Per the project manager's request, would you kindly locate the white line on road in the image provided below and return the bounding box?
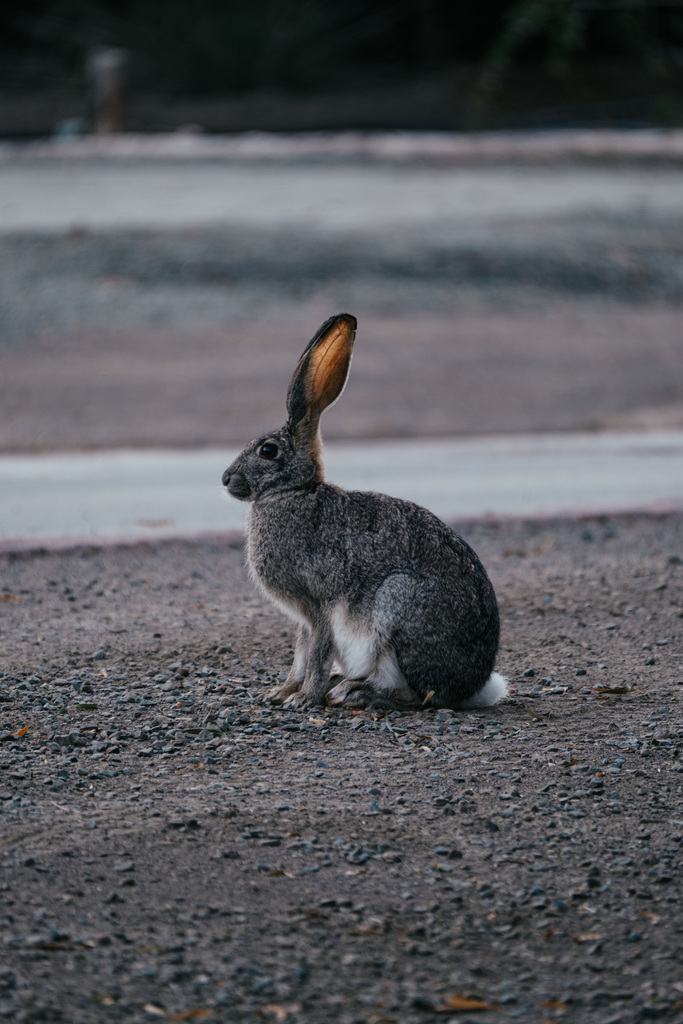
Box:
[1,431,682,549]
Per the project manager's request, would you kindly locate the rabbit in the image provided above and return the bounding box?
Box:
[222,313,507,710]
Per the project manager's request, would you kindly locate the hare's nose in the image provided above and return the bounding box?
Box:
[221,468,231,487]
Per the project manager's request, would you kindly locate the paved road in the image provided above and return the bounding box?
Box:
[1,431,682,548]
[1,155,682,234]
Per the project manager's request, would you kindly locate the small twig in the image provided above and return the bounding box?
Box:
[382,714,399,741]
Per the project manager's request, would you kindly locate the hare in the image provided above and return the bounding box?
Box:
[222,313,507,710]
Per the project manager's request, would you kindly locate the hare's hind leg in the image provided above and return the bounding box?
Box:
[326,681,378,709]
[327,648,413,708]
[326,587,415,708]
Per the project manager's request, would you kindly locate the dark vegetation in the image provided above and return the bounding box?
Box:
[1,0,683,131]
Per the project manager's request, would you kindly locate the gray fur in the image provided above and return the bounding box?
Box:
[222,313,503,710]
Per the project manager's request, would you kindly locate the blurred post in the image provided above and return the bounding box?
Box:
[87,47,127,134]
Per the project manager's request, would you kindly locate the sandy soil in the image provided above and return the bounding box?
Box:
[0,513,681,1023]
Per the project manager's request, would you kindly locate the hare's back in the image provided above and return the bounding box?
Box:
[345,488,484,576]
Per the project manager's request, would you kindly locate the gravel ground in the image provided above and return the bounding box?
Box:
[0,513,681,1024]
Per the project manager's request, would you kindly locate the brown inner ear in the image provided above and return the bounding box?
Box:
[305,318,354,418]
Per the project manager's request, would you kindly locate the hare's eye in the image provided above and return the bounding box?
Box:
[259,442,278,460]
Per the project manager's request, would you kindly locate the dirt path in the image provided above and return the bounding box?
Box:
[0,513,681,1023]
[2,300,683,452]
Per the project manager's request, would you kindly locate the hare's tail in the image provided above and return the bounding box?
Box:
[461,671,509,709]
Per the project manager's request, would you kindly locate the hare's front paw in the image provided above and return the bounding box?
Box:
[282,691,311,710]
[266,681,302,705]
[285,685,329,710]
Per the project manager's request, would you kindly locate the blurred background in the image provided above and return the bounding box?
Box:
[0,0,682,460]
[2,0,683,135]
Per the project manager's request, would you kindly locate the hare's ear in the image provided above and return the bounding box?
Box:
[286,313,356,431]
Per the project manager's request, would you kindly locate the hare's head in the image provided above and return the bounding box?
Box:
[222,313,356,502]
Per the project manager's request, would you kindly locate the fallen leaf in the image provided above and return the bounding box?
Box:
[258,1005,301,1022]
[168,1011,212,1022]
[143,1006,166,1018]
[437,995,500,1012]
[641,910,660,923]
[92,994,117,1005]
[13,725,30,737]
[563,757,578,767]
[574,932,604,943]
[422,689,436,706]
[541,1000,568,1010]
[352,918,385,935]
[0,594,18,602]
